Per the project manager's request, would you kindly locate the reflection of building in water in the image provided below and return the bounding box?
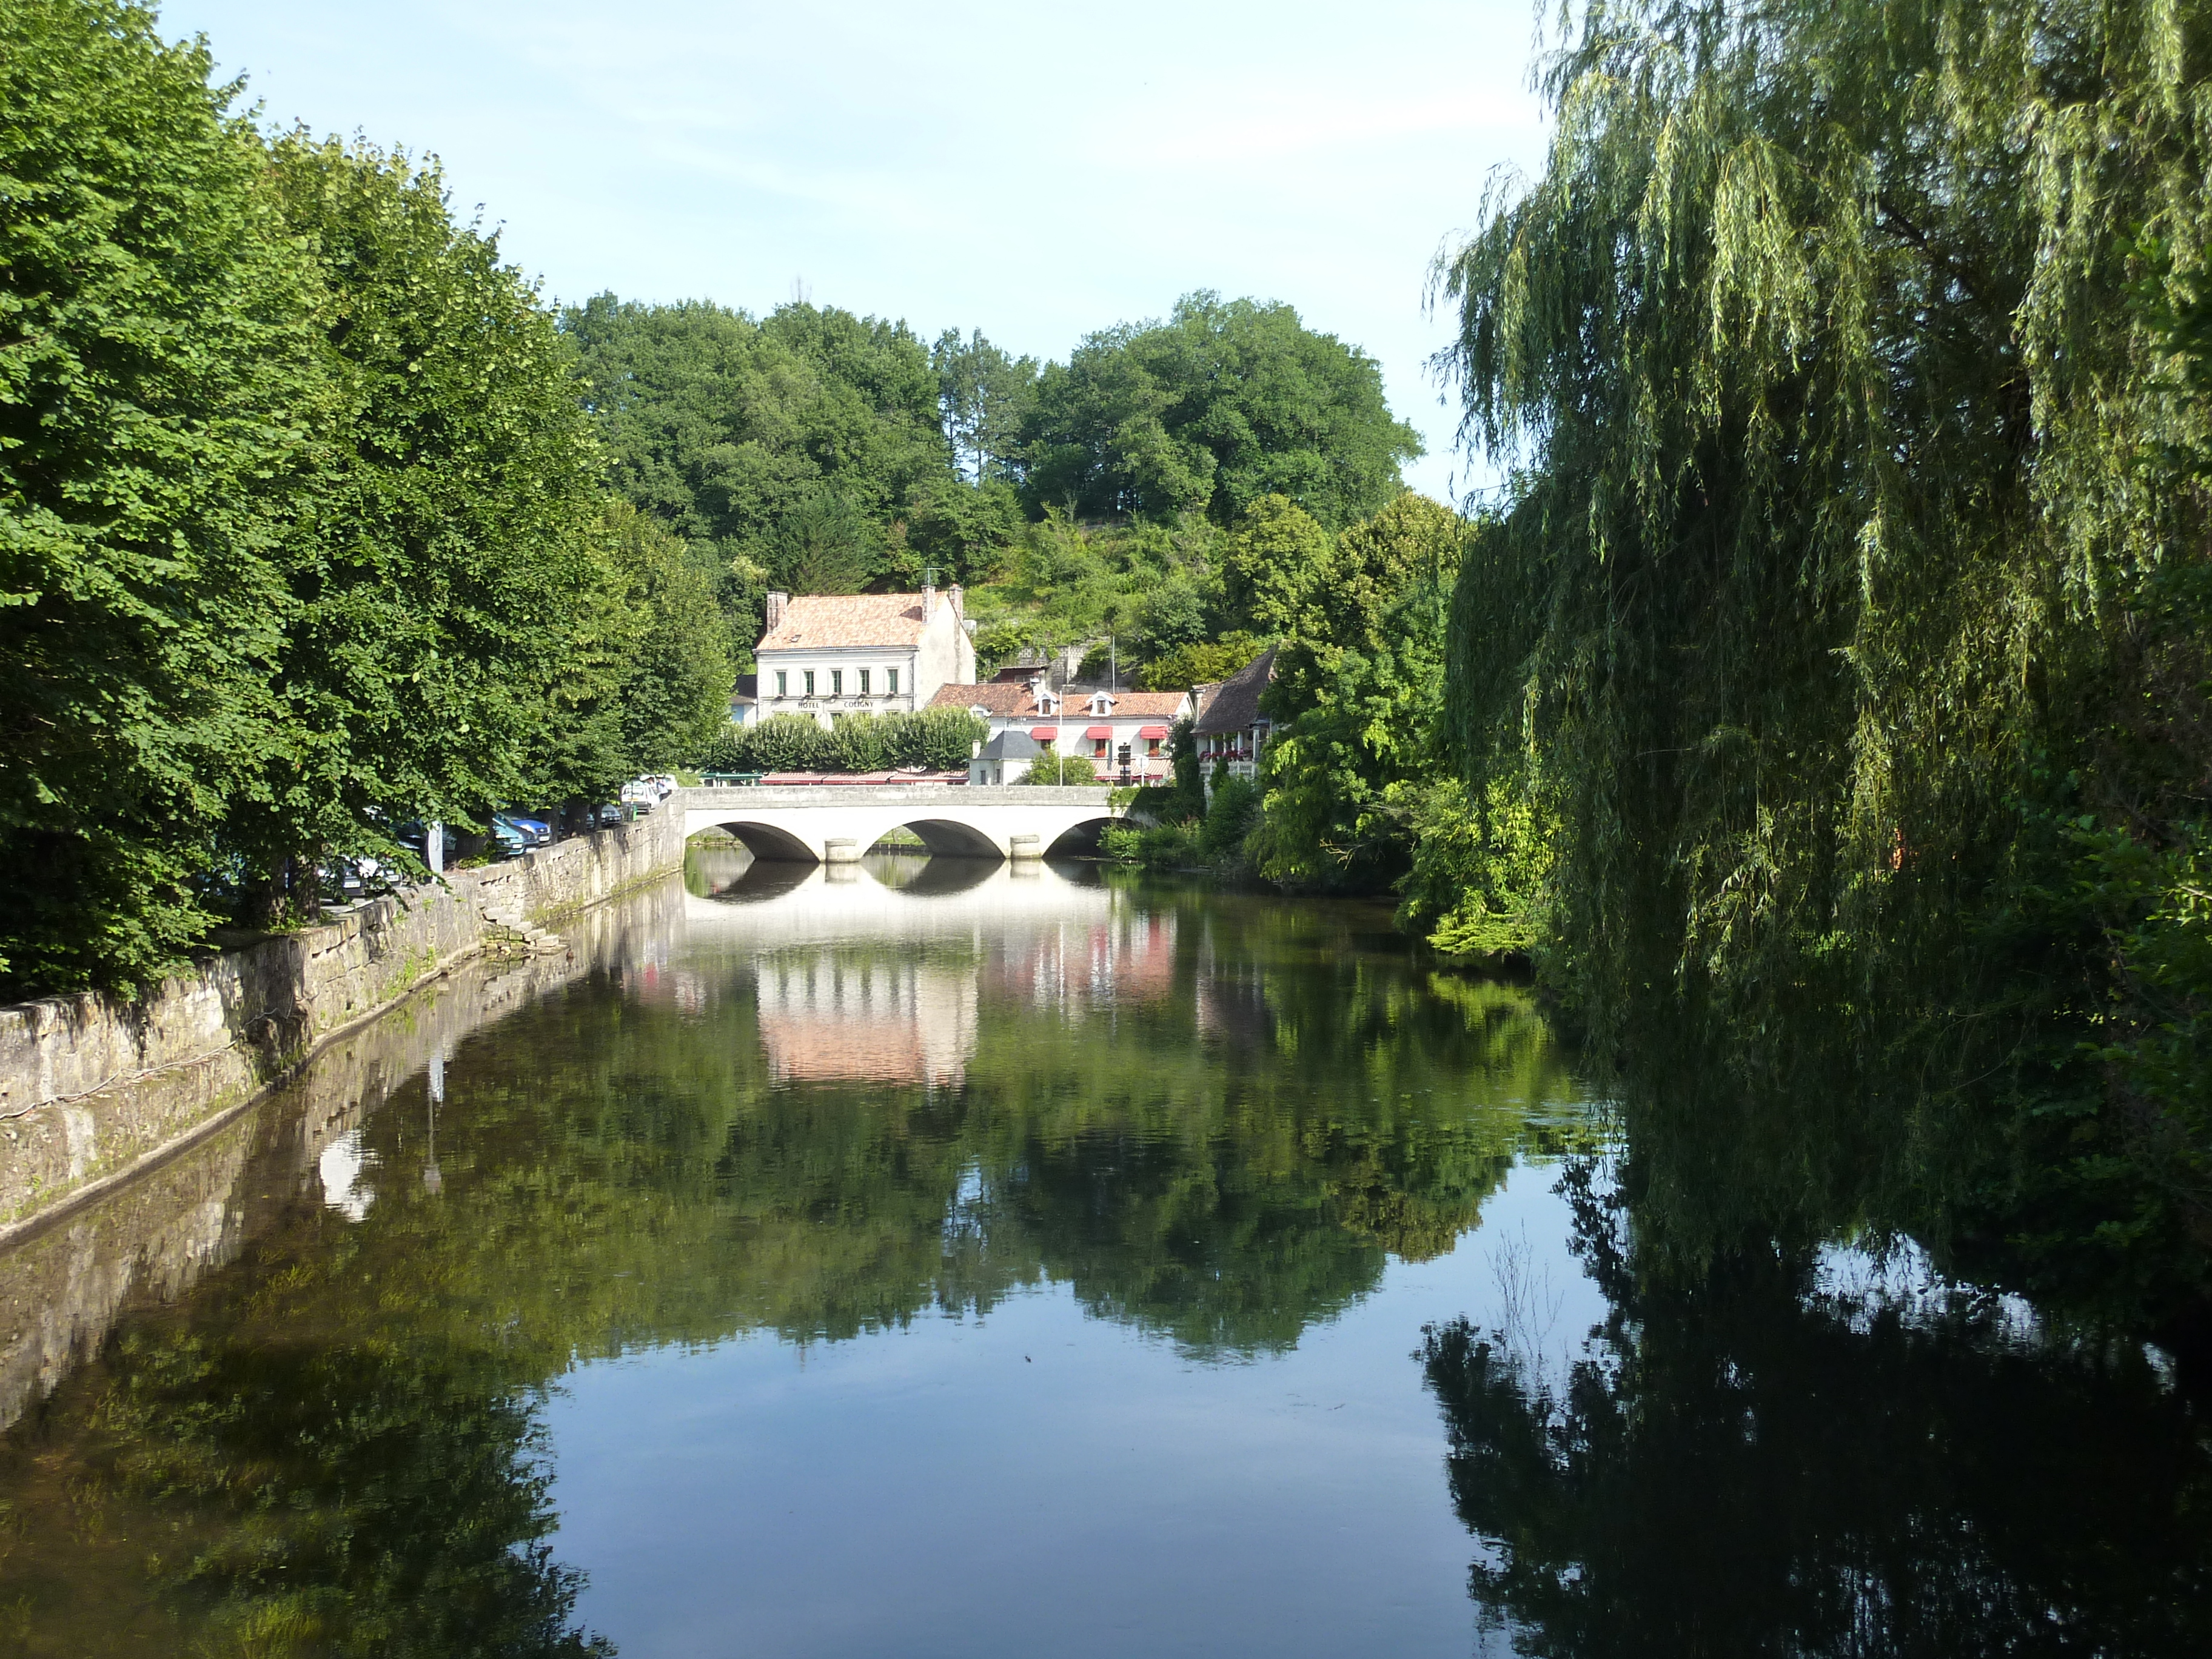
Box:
[981,908,1178,1013]
[755,952,979,1086]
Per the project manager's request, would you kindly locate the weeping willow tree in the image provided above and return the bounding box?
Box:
[1439,0,2212,1315]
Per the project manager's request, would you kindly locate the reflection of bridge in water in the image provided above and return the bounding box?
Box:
[666,854,1185,1087]
[674,784,1124,863]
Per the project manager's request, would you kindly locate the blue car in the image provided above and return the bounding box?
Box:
[494,812,552,848]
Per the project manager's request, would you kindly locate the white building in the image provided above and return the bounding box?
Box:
[753,584,976,728]
[934,671,1191,784]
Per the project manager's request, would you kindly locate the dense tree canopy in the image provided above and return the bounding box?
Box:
[560,296,1021,616]
[1019,293,1422,530]
[0,5,720,994]
[229,134,626,923]
[1437,0,2212,1317]
[0,0,321,991]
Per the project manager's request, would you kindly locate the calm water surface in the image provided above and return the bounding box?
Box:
[0,850,2206,1656]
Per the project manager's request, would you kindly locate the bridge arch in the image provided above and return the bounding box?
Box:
[1042,816,1116,857]
[709,820,818,862]
[896,819,1004,859]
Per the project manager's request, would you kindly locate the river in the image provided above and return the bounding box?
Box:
[0,849,2205,1656]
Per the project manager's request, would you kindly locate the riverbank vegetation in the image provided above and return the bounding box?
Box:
[1429,0,2212,1325]
[0,1,738,997]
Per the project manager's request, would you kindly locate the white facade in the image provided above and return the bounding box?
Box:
[754,586,977,729]
[938,676,1189,783]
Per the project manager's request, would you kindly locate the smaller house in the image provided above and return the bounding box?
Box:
[728,672,760,728]
[933,675,1190,783]
[1193,645,1278,789]
[968,728,1041,786]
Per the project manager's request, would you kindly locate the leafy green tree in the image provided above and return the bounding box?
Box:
[1326,493,1464,657]
[1019,292,1422,529]
[1138,634,1266,692]
[1221,495,1335,638]
[606,501,735,773]
[931,327,1037,483]
[895,706,987,771]
[1395,771,1557,959]
[223,134,620,919]
[745,713,834,772]
[771,486,874,594]
[563,296,1013,593]
[1436,0,2212,1312]
[830,711,891,771]
[1249,572,1452,891]
[0,0,325,994]
[1019,752,1096,785]
[1200,771,1262,859]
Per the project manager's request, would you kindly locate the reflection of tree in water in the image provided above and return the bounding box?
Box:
[0,1258,609,1657]
[0,899,1586,1649]
[1421,1162,2212,1657]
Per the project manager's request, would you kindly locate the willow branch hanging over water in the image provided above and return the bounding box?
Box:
[1436,0,2212,1319]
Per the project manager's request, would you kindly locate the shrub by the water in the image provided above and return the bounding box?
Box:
[1020,754,1096,785]
[693,708,985,775]
[1200,771,1261,860]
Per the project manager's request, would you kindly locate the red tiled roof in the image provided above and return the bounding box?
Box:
[929,681,1042,716]
[1067,689,1188,717]
[759,593,939,651]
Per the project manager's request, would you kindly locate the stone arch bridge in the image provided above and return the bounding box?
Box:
[673,784,1124,863]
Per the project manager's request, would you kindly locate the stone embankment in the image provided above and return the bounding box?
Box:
[0,878,682,1431]
[0,807,687,1241]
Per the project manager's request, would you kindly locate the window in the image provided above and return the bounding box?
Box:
[830,669,842,696]
[886,668,899,696]
[1146,739,1161,756]
[803,670,815,696]
[1093,738,1108,758]
[858,668,871,695]
[776,670,788,697]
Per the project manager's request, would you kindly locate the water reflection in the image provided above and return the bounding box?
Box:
[0,855,1580,1655]
[1423,1160,2212,1657]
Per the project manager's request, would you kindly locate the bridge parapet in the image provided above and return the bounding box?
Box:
[674,784,1114,810]
[672,783,1122,864]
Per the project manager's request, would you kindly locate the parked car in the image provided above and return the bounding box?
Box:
[495,811,552,848]
[619,781,659,811]
[597,802,626,826]
[489,820,528,858]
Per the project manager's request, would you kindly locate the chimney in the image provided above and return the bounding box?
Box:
[948,582,964,616]
[763,591,788,634]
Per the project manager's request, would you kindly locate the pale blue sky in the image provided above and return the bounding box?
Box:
[158,1,1554,504]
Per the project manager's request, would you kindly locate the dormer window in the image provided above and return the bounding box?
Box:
[1091,693,1111,716]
